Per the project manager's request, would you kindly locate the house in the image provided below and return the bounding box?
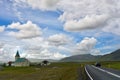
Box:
[41,60,50,66]
[14,51,30,67]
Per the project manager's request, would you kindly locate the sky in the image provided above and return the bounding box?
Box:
[0,0,120,62]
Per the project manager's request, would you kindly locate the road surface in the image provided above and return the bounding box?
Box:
[85,65,120,80]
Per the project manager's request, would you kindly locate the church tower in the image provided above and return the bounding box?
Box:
[15,50,20,61]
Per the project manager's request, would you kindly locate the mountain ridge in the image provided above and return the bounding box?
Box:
[60,49,120,62]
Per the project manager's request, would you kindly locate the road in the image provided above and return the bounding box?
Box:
[85,65,120,80]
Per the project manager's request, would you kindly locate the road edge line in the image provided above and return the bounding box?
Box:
[92,66,120,78]
[85,66,94,80]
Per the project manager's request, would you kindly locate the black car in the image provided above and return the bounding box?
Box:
[95,62,101,67]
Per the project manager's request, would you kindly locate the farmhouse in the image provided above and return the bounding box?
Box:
[14,51,30,67]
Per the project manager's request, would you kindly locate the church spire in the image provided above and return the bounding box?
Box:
[15,50,20,57]
[15,50,20,60]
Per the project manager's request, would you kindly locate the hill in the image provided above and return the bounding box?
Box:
[101,49,120,61]
[61,49,120,62]
[28,58,58,63]
[61,54,101,62]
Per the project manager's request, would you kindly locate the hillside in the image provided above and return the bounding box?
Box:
[100,49,120,61]
[61,54,101,62]
[61,49,120,62]
[28,58,58,63]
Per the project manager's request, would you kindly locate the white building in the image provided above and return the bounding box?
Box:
[14,51,30,67]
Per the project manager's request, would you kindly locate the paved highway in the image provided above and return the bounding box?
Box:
[85,65,120,80]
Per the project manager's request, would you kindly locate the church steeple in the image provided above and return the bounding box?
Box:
[15,50,20,61]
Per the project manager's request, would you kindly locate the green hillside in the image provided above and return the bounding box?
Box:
[101,49,120,61]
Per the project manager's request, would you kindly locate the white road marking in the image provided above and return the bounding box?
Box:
[92,66,120,78]
[85,66,94,80]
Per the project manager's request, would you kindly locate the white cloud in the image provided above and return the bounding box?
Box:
[0,42,4,48]
[0,42,4,58]
[8,21,42,39]
[59,0,120,20]
[90,49,101,55]
[58,0,120,33]
[64,14,110,32]
[0,43,20,62]
[73,37,97,55]
[26,49,67,60]
[0,26,5,32]
[0,35,68,61]
[22,37,50,49]
[15,0,60,11]
[16,37,66,60]
[13,0,120,35]
[48,34,72,46]
[103,19,120,35]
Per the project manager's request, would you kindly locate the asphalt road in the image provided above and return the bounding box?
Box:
[85,65,120,80]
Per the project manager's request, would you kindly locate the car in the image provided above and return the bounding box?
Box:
[95,62,101,67]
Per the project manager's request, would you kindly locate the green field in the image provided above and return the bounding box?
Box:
[0,61,119,80]
[101,61,120,70]
[0,62,87,80]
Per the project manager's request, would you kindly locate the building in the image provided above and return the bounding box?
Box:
[14,51,30,67]
[41,60,50,66]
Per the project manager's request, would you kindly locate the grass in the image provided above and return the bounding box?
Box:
[0,61,119,80]
[0,62,86,80]
[101,61,120,70]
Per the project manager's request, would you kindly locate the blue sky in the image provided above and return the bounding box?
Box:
[0,0,120,61]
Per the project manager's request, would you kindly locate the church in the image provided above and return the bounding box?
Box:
[14,51,30,67]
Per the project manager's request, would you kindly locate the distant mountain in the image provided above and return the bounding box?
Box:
[60,54,101,62]
[100,49,120,61]
[28,58,58,63]
[61,49,120,62]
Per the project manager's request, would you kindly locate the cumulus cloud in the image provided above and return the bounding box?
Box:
[15,0,60,11]
[8,21,42,39]
[48,34,72,46]
[0,43,20,62]
[18,37,67,59]
[58,0,120,33]
[73,37,97,55]
[0,26,5,32]
[59,0,120,20]
[25,49,66,60]
[0,35,68,61]
[13,0,120,35]
[64,14,110,32]
[103,19,120,35]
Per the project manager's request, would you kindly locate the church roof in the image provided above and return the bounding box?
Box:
[15,58,28,63]
[15,50,20,57]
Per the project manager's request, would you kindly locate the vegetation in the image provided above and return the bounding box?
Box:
[0,61,119,80]
[0,62,87,80]
[101,61,120,70]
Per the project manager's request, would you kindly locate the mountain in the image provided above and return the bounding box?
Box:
[61,49,120,62]
[100,49,120,61]
[28,58,58,63]
[60,54,101,62]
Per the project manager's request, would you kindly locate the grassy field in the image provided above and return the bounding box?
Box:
[0,61,119,80]
[0,62,87,80]
[101,61,120,70]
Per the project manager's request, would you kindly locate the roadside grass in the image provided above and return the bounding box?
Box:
[0,62,86,80]
[101,61,120,70]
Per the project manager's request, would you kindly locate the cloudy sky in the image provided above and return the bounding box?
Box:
[0,0,120,62]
